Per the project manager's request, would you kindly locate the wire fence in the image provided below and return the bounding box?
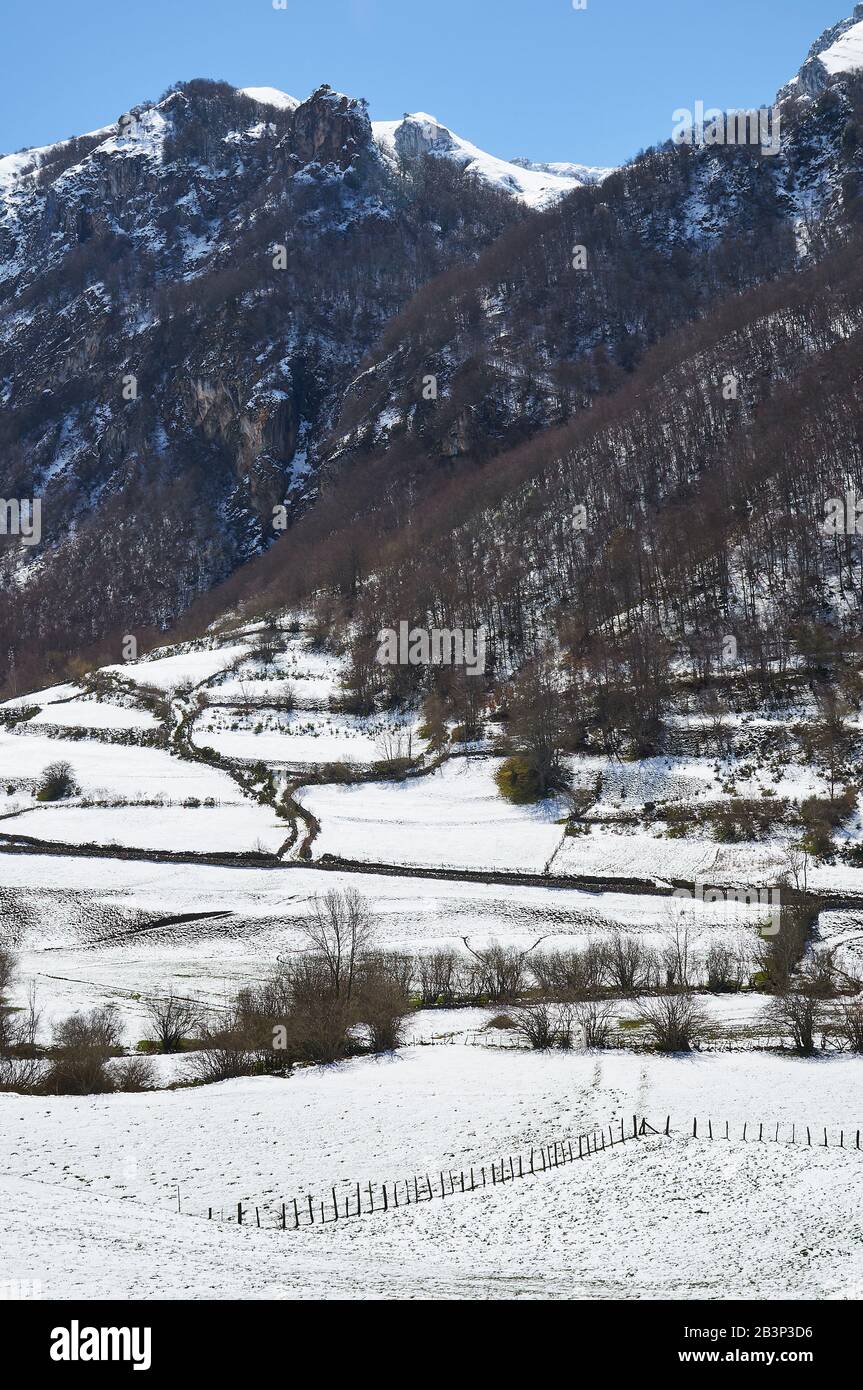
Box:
[188,1113,863,1234]
[197,1114,659,1232]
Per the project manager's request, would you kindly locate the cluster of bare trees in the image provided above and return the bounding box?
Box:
[0,946,158,1094]
[191,889,412,1081]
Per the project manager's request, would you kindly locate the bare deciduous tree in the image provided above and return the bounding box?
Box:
[642,995,708,1053]
[300,889,377,1002]
[145,990,200,1054]
[462,937,545,1004]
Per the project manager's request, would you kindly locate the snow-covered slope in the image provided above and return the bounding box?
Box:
[372,112,610,209]
[781,4,863,99]
[240,86,300,111]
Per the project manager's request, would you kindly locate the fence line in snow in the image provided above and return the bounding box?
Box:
[197,1114,659,1232]
[187,1114,862,1233]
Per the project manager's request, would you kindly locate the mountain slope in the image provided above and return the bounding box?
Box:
[4,10,863,701]
[372,111,612,208]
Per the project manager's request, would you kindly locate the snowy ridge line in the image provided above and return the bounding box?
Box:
[195,1115,661,1232]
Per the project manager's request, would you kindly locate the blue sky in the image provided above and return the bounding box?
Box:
[0,1,853,166]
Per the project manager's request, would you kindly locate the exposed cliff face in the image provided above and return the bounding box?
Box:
[3,12,863,696]
[0,79,524,676]
[781,4,863,100]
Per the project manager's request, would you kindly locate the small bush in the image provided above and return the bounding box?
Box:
[576,1001,614,1049]
[836,999,863,1052]
[642,996,708,1053]
[36,761,78,802]
[114,1056,157,1091]
[495,755,543,805]
[512,1003,573,1050]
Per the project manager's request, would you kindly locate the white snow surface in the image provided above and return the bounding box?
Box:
[0,804,286,855]
[818,17,863,76]
[299,758,569,870]
[0,731,246,802]
[372,112,607,210]
[3,1049,863,1300]
[27,699,158,731]
[240,87,300,111]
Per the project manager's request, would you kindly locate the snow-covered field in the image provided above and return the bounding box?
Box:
[0,730,244,803]
[2,1048,862,1300]
[4,627,863,1301]
[193,709,418,768]
[0,804,287,855]
[27,699,159,731]
[299,759,569,871]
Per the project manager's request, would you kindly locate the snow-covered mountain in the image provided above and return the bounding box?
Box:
[3,9,863,694]
[235,88,611,207]
[781,2,863,99]
[372,111,611,208]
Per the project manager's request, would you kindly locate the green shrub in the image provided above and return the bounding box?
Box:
[36,761,78,802]
[495,755,543,805]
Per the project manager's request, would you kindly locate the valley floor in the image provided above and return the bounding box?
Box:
[3,1049,863,1300]
[2,625,863,1299]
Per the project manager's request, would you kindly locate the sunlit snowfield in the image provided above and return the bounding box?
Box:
[2,626,863,1299]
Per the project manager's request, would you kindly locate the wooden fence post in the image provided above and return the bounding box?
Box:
[237,1202,243,1226]
[333,1188,338,1219]
[665,1116,670,1136]
[256,1207,261,1228]
[281,1203,286,1230]
[293,1198,299,1229]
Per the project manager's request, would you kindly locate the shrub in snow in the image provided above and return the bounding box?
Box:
[36,760,78,801]
[642,996,708,1053]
